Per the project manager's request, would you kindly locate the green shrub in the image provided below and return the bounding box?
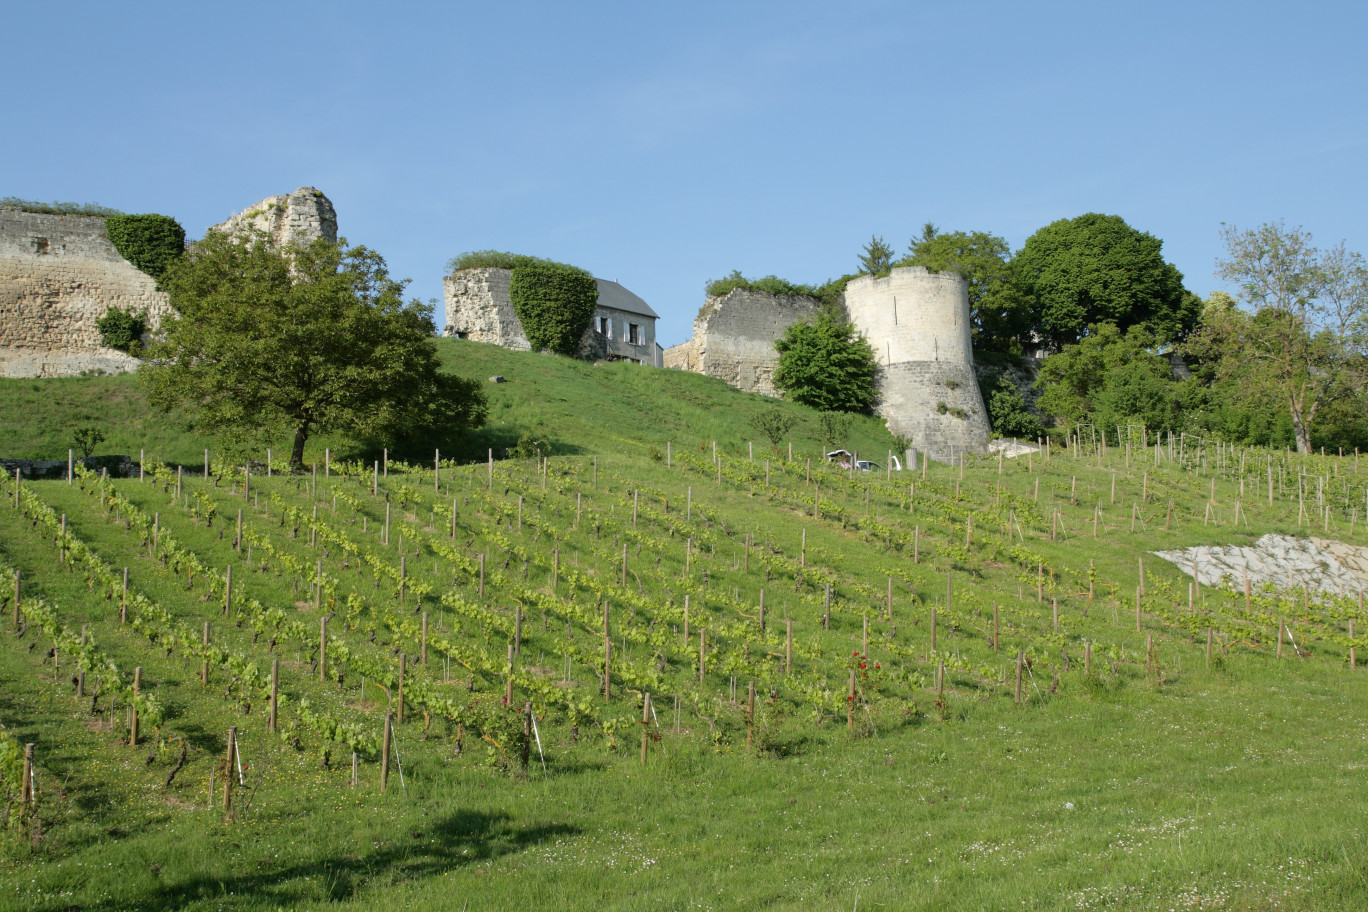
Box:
[509,263,599,356]
[705,271,855,309]
[447,250,589,275]
[987,375,1044,439]
[105,214,185,282]
[0,198,123,216]
[95,306,148,353]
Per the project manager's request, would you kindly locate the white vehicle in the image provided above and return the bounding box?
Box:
[826,450,903,472]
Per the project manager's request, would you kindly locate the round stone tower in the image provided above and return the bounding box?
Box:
[843,266,990,463]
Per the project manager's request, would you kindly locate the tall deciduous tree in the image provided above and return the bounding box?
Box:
[1014,213,1200,348]
[1209,221,1368,453]
[143,229,486,469]
[773,308,878,412]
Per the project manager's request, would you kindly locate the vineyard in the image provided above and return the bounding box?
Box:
[3,373,1368,908]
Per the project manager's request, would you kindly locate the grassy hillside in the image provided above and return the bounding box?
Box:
[0,340,904,466]
[2,351,1368,910]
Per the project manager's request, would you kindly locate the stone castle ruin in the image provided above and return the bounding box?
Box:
[445,267,663,366]
[662,287,822,398]
[665,266,990,463]
[0,187,336,378]
[0,208,175,378]
[209,186,337,248]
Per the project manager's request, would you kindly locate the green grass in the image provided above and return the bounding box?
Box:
[0,340,903,466]
[1,352,1368,910]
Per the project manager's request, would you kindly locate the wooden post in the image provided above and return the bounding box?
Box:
[1277,619,1284,658]
[937,660,945,695]
[223,726,235,813]
[1085,641,1092,676]
[847,670,856,733]
[77,628,87,700]
[269,659,279,733]
[224,565,233,616]
[785,619,793,673]
[1206,627,1213,668]
[930,608,938,653]
[1052,597,1059,633]
[1135,588,1142,632]
[20,744,33,805]
[130,666,142,747]
[381,713,392,791]
[13,569,21,629]
[397,653,406,723]
[862,614,868,657]
[603,637,611,699]
[643,693,652,765]
[507,644,516,704]
[1015,650,1024,704]
[823,583,831,630]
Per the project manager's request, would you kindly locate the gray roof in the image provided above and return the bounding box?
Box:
[595,278,657,319]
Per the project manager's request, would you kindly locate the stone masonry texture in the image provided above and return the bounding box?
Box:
[662,288,823,397]
[0,209,174,378]
[666,267,990,463]
[210,187,338,248]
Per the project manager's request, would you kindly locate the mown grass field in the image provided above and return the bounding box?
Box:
[2,344,1367,911]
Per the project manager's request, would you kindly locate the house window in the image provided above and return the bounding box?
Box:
[628,323,640,345]
[597,316,610,338]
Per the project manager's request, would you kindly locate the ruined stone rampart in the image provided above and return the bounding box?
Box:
[0,209,173,377]
[845,267,990,462]
[667,267,990,462]
[662,288,823,397]
[210,187,337,247]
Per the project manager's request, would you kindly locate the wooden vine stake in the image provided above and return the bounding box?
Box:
[1015,650,1024,704]
[698,629,707,682]
[130,667,142,747]
[20,744,34,806]
[847,670,856,734]
[223,726,236,815]
[381,713,392,791]
[642,693,652,765]
[269,659,279,733]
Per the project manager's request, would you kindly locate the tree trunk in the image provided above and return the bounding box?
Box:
[290,422,310,471]
[1290,398,1311,455]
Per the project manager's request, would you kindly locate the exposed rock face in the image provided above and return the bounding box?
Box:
[1153,534,1368,599]
[210,187,337,247]
[0,209,173,377]
[662,288,823,397]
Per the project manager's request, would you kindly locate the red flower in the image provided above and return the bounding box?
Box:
[874,664,880,669]
[860,663,866,669]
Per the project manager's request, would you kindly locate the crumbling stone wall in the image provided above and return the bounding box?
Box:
[443,268,530,350]
[667,268,991,463]
[662,288,823,397]
[210,187,337,247]
[0,209,173,377]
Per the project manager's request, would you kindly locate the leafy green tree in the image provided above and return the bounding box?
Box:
[986,375,1043,439]
[818,411,852,448]
[1034,324,1180,434]
[71,426,105,459]
[508,262,598,356]
[773,308,878,412]
[1014,213,1200,348]
[858,235,895,277]
[748,407,797,451]
[144,229,486,470]
[1208,221,1368,454]
[899,228,1026,351]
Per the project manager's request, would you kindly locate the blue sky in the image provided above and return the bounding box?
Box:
[6,1,1365,347]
